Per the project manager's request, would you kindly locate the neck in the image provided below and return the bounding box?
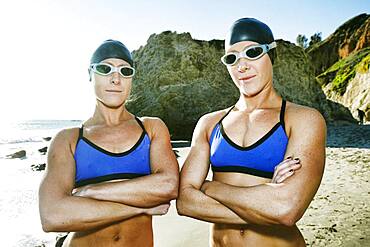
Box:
[90,100,131,126]
[235,84,281,112]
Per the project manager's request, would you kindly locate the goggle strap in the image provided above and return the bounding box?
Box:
[267,41,277,50]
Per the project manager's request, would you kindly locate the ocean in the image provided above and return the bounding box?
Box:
[0,120,83,247]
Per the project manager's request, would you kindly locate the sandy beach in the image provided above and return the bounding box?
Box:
[1,121,369,247]
[154,121,370,247]
[297,121,370,246]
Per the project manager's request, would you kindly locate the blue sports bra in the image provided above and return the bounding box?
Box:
[74,117,151,188]
[209,99,288,179]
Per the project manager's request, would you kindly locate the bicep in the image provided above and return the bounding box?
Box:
[283,109,326,218]
[39,130,76,203]
[180,118,212,190]
[149,119,179,177]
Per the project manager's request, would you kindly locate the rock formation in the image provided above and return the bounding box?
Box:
[127,31,354,139]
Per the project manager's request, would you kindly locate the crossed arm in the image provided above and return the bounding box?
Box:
[72,119,179,208]
[177,108,326,226]
[39,118,179,232]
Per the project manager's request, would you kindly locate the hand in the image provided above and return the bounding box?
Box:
[200,180,213,193]
[271,156,301,183]
[145,203,170,216]
[200,180,222,194]
[72,185,91,197]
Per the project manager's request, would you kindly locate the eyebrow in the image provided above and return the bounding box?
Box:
[103,62,130,67]
[227,44,260,53]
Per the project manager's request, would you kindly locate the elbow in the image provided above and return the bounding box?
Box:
[176,197,186,216]
[278,214,300,227]
[176,189,191,216]
[40,206,74,232]
[40,213,63,232]
[166,186,178,201]
[276,203,302,227]
[159,177,179,201]
[41,219,53,232]
[40,207,57,232]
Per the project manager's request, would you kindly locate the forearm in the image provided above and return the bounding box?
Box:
[204,181,289,225]
[40,195,147,232]
[177,186,248,224]
[79,173,178,207]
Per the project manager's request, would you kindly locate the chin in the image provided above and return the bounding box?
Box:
[99,99,126,109]
[240,87,263,97]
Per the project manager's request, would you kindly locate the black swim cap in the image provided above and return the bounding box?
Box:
[90,39,133,66]
[226,18,276,64]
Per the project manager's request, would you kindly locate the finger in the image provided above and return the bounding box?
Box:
[274,158,300,173]
[279,163,302,176]
[273,157,294,173]
[277,170,295,183]
[273,163,301,182]
[272,158,299,181]
[272,157,294,179]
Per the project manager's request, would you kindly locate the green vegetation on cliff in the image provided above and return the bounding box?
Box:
[307,13,369,75]
[317,47,370,95]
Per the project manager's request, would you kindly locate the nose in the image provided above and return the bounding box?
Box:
[111,71,121,85]
[237,59,250,73]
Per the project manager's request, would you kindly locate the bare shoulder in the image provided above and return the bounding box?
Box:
[49,127,80,154]
[194,107,234,140]
[139,116,166,129]
[138,116,169,139]
[285,101,327,135]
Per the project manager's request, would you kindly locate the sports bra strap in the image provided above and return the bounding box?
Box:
[79,118,146,138]
[134,116,148,134]
[280,99,286,130]
[79,125,84,139]
[218,105,235,124]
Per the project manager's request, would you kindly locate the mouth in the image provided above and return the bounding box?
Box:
[239,75,256,81]
[105,90,122,93]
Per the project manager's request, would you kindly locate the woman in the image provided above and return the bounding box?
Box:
[177,18,326,246]
[39,39,179,247]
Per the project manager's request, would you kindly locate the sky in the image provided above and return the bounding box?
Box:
[0,0,369,121]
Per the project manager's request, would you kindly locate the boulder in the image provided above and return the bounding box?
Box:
[6,150,26,159]
[126,31,353,139]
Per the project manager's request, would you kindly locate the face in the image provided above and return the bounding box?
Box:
[225,41,273,97]
[90,58,133,108]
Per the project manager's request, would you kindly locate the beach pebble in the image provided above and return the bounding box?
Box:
[31,163,46,171]
[38,147,48,154]
[6,150,26,159]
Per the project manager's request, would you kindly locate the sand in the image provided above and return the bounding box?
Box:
[3,121,369,247]
[297,122,370,246]
[155,121,370,247]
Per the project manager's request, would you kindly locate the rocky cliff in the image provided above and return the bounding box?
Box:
[317,48,370,122]
[307,13,370,75]
[127,31,352,139]
[310,14,370,123]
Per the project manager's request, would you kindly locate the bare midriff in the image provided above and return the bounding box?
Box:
[211,172,306,247]
[63,215,153,247]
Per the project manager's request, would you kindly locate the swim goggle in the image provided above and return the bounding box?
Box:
[90,63,135,78]
[221,41,276,66]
